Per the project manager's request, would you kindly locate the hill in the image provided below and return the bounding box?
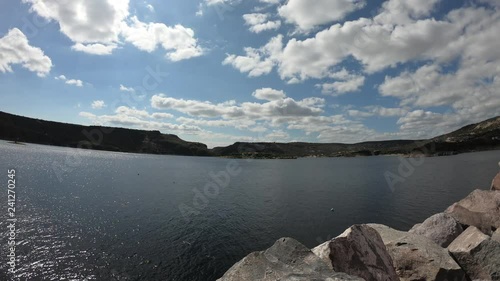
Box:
[211,116,500,158]
[0,111,209,156]
[1,111,499,158]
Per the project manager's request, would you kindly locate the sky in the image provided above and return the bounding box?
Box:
[0,0,499,148]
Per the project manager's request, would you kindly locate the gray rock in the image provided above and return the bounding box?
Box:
[408,223,421,232]
[409,213,464,247]
[492,172,500,191]
[445,189,500,235]
[448,226,500,280]
[312,225,398,281]
[368,224,467,281]
[217,237,364,281]
[493,229,500,243]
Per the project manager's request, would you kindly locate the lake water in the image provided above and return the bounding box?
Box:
[0,141,499,280]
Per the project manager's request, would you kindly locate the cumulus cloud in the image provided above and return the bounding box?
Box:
[318,70,365,96]
[378,6,500,126]
[22,0,203,60]
[252,88,286,101]
[243,13,281,33]
[278,0,365,32]
[226,1,492,82]
[151,90,325,120]
[221,0,500,139]
[0,28,52,77]
[91,100,106,109]
[120,16,203,61]
[223,35,283,77]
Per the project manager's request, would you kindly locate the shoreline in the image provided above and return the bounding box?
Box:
[3,138,500,160]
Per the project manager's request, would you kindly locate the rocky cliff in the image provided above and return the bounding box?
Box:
[218,168,500,281]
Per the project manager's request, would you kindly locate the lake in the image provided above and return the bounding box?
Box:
[0,141,499,280]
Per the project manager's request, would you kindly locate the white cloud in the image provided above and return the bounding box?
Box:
[243,13,281,33]
[115,106,150,118]
[223,35,283,77]
[252,88,286,101]
[119,84,135,92]
[0,28,52,77]
[80,111,201,132]
[120,16,203,61]
[54,74,84,87]
[348,106,407,118]
[375,0,441,25]
[23,0,204,60]
[66,79,83,87]
[146,4,155,12]
[151,88,325,121]
[377,6,500,126]
[71,43,117,55]
[91,100,106,109]
[196,3,204,16]
[260,0,280,4]
[278,0,366,32]
[152,112,174,119]
[22,0,128,51]
[318,73,365,96]
[226,2,499,89]
[204,0,240,6]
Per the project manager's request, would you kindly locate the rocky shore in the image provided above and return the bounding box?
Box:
[218,166,500,281]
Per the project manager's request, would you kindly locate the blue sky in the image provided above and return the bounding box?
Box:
[0,0,499,147]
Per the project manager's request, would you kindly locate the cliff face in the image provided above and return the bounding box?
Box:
[0,111,209,156]
[219,170,500,281]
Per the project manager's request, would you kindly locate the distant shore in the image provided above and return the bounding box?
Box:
[1,111,500,158]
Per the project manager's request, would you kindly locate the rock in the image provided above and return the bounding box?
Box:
[312,225,398,281]
[408,223,421,232]
[493,229,500,243]
[445,189,500,235]
[492,172,500,191]
[217,237,364,281]
[448,226,500,280]
[368,224,467,281]
[409,213,464,247]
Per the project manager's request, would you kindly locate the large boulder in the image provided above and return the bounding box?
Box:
[409,213,464,247]
[312,225,398,281]
[448,226,500,280]
[492,172,500,191]
[368,224,466,281]
[445,189,500,235]
[217,237,364,281]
